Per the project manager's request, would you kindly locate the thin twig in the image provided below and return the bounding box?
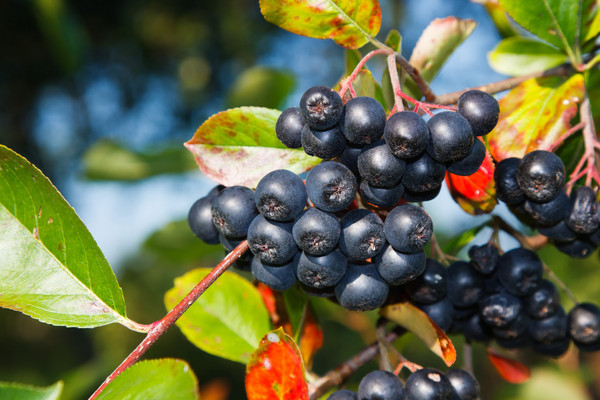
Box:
[394,53,436,102]
[492,216,548,250]
[387,54,405,113]
[338,48,394,99]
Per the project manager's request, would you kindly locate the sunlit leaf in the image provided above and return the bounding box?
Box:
[164,268,271,364]
[226,66,295,109]
[471,0,519,38]
[487,350,531,383]
[351,69,387,109]
[95,359,199,400]
[259,0,382,49]
[446,145,497,215]
[380,302,456,366]
[488,37,568,76]
[0,145,130,328]
[185,107,320,188]
[583,0,600,43]
[0,381,62,400]
[245,327,309,400]
[385,29,402,53]
[486,74,585,160]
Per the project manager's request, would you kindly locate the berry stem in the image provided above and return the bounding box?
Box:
[542,263,579,306]
[565,96,600,190]
[491,216,548,250]
[547,121,586,152]
[338,48,394,99]
[88,241,249,400]
[393,53,437,102]
[387,54,405,113]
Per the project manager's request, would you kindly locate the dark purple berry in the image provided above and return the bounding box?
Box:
[405,258,447,304]
[301,124,346,159]
[405,368,453,400]
[292,208,340,256]
[468,244,499,275]
[375,244,426,286]
[335,263,389,311]
[251,255,298,291]
[496,247,543,297]
[276,107,305,148]
[402,185,442,202]
[339,144,362,175]
[529,306,567,343]
[306,161,358,212]
[566,186,599,234]
[531,336,571,357]
[446,261,484,308]
[339,209,386,260]
[188,196,220,244]
[568,302,600,351]
[384,111,429,159]
[340,97,386,145]
[255,169,307,221]
[359,180,404,208]
[480,291,522,328]
[384,204,433,253]
[402,152,446,193]
[247,215,297,265]
[494,157,525,205]
[358,370,405,400]
[522,190,569,228]
[538,220,578,242]
[358,140,406,188]
[427,111,474,163]
[524,280,560,319]
[418,298,455,332]
[296,249,347,289]
[457,90,499,136]
[299,86,343,130]
[447,139,486,176]
[327,389,357,400]
[211,186,259,238]
[555,239,595,258]
[446,369,480,400]
[517,150,565,202]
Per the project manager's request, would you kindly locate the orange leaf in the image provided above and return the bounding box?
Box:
[487,350,531,384]
[257,283,279,325]
[246,328,309,400]
[299,306,324,369]
[446,143,497,215]
[380,302,456,366]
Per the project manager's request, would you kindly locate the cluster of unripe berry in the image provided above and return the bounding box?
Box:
[495,150,600,258]
[276,86,499,206]
[409,244,600,357]
[327,367,480,400]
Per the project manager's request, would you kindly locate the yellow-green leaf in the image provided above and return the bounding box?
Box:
[488,37,568,76]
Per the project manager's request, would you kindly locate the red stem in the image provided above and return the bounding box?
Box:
[88,241,249,400]
[338,48,394,99]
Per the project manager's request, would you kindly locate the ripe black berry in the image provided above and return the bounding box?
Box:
[301,124,346,159]
[402,152,446,193]
[211,186,259,238]
[427,111,474,163]
[384,111,429,159]
[339,209,386,260]
[529,306,567,343]
[358,140,406,188]
[468,244,499,275]
[446,261,484,308]
[480,291,522,328]
[522,189,569,228]
[492,310,529,339]
[457,89,499,136]
[531,336,570,357]
[327,389,357,400]
[446,369,480,400]
[247,215,298,265]
[402,185,442,202]
[517,150,565,202]
[384,204,433,253]
[568,302,600,351]
[251,255,298,291]
[375,244,426,286]
[276,107,305,148]
[524,280,560,319]
[418,298,455,332]
[446,138,486,176]
[566,186,599,234]
[462,313,493,342]
[340,96,387,145]
[306,161,358,212]
[404,258,447,304]
[188,196,220,244]
[538,221,577,242]
[296,248,347,289]
[405,368,453,400]
[299,86,343,130]
[357,370,405,400]
[255,169,307,221]
[359,180,404,208]
[496,247,543,297]
[335,263,389,311]
[292,208,340,256]
[339,144,362,175]
[494,157,525,205]
[555,239,595,258]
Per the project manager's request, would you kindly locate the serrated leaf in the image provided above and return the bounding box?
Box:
[245,327,309,400]
[487,350,531,384]
[0,381,62,400]
[226,66,295,109]
[486,74,585,160]
[0,145,130,328]
[95,359,199,400]
[488,37,568,76]
[164,268,271,364]
[259,0,381,49]
[405,17,476,98]
[185,107,320,188]
[446,145,497,215]
[380,302,456,366]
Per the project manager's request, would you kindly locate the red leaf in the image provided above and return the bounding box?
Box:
[299,307,324,369]
[487,350,531,384]
[246,328,309,400]
[445,142,497,215]
[257,283,279,324]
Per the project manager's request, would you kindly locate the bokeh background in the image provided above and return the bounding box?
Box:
[1,0,600,399]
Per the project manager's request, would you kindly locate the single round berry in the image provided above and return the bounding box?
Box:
[495,332,531,350]
[384,111,430,159]
[255,169,307,222]
[402,185,442,203]
[404,258,447,304]
[299,86,343,130]
[522,189,569,228]
[292,208,340,256]
[468,244,499,275]
[340,96,387,145]
[359,180,404,208]
[427,111,474,163]
[375,245,426,286]
[524,280,560,319]
[418,298,455,332]
[457,90,500,136]
[247,215,298,265]
[211,186,259,238]
[516,150,565,202]
[538,220,578,242]
[306,161,358,212]
[335,263,389,311]
[188,196,220,244]
[358,370,404,400]
[276,107,305,148]
[327,389,358,400]
[496,247,543,297]
[402,152,446,193]
[494,157,525,205]
[358,140,406,188]
[529,306,567,343]
[405,368,454,400]
[339,144,362,175]
[566,186,599,234]
[462,313,493,342]
[301,124,346,159]
[446,138,486,176]
[296,249,347,289]
[568,302,600,351]
[339,209,386,260]
[492,311,529,339]
[479,291,522,328]
[555,239,595,258]
[384,204,433,253]
[446,261,484,308]
[531,336,571,358]
[251,255,298,291]
[446,369,480,400]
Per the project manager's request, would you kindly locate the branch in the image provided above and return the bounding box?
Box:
[394,53,436,102]
[88,241,249,400]
[491,216,548,251]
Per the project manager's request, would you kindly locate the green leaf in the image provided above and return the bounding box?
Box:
[586,67,600,129]
[351,69,387,109]
[259,0,382,49]
[0,145,130,328]
[443,221,489,254]
[164,268,272,363]
[583,0,600,43]
[405,17,477,97]
[83,140,197,181]
[487,74,585,160]
[95,359,199,400]
[488,37,568,76]
[226,66,295,109]
[186,107,320,188]
[474,0,520,38]
[282,287,309,337]
[344,49,362,75]
[0,381,62,400]
[384,29,402,53]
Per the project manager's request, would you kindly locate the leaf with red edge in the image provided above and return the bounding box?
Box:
[259,0,381,49]
[486,74,585,161]
[185,107,320,188]
[245,328,309,400]
[298,305,324,370]
[487,350,531,384]
[446,143,497,215]
[380,302,456,367]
